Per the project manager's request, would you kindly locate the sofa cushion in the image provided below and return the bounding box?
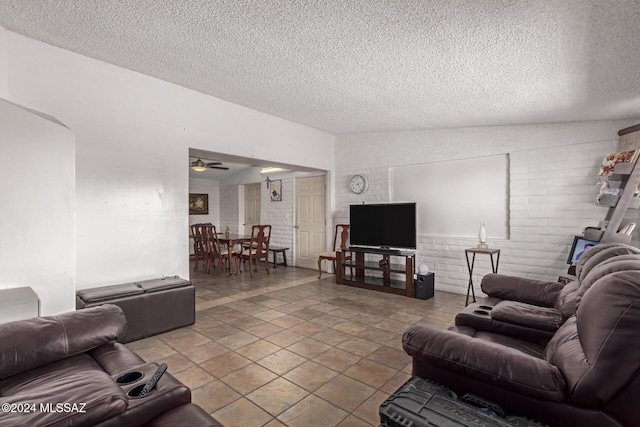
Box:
[90,343,146,376]
[455,299,555,345]
[553,280,579,318]
[0,305,127,379]
[573,270,640,407]
[449,326,545,359]
[134,277,191,293]
[574,254,640,308]
[575,243,640,281]
[403,326,566,401]
[77,284,144,303]
[480,274,564,307]
[0,354,127,427]
[491,301,564,332]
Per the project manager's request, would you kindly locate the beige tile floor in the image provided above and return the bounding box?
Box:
[126,262,465,427]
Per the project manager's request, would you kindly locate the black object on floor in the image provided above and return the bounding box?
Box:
[379,377,544,427]
[413,272,434,300]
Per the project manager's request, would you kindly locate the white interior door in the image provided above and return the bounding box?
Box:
[244,183,261,235]
[296,176,326,270]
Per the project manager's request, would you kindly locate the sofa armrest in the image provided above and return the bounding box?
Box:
[481,274,565,307]
[0,304,127,379]
[491,301,564,331]
[402,326,566,401]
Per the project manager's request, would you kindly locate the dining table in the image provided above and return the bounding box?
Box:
[217,233,253,275]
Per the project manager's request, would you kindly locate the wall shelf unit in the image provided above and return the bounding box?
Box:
[335,248,414,297]
[593,124,640,244]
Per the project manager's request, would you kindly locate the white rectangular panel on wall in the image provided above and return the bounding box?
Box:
[391,154,509,239]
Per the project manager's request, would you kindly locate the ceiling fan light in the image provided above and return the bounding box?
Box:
[191,158,207,172]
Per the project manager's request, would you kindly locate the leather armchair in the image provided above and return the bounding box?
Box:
[403,268,640,427]
[455,243,640,344]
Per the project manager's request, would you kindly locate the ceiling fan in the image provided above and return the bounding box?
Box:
[189,158,229,172]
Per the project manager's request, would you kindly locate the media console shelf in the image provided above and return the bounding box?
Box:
[335,247,414,297]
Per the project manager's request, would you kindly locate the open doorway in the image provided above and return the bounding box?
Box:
[188,147,328,269]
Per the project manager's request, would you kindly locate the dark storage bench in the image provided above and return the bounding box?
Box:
[76,276,195,343]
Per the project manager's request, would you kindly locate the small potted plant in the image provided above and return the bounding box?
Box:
[224,226,230,239]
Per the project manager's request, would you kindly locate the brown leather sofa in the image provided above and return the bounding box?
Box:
[403,265,640,427]
[455,243,640,345]
[0,304,223,427]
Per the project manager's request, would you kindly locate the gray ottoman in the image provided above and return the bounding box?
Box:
[76,277,195,343]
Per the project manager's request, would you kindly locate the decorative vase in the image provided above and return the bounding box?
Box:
[478,221,488,249]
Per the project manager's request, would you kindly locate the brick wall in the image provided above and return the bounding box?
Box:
[261,177,294,263]
[335,121,638,295]
[417,141,618,294]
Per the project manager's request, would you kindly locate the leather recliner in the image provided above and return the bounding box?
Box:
[0,304,223,427]
[455,243,640,344]
[402,264,640,427]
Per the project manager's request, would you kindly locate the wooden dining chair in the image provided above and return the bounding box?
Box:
[190,223,209,272]
[318,224,351,279]
[236,225,271,278]
[197,223,216,273]
[202,224,237,275]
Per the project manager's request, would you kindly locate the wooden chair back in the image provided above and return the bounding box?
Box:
[333,224,350,251]
[250,224,272,257]
[202,224,237,275]
[237,224,272,277]
[317,224,351,279]
[190,223,208,271]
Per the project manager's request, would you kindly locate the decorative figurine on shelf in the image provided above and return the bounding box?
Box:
[225,226,230,239]
[478,221,488,249]
[597,179,609,205]
[597,179,624,205]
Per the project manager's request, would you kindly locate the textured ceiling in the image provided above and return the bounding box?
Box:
[1,0,639,134]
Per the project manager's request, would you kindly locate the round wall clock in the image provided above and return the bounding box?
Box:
[349,174,369,194]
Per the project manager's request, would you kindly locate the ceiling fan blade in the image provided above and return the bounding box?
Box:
[204,161,223,166]
[208,166,229,170]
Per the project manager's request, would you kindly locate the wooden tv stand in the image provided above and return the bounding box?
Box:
[336,248,414,297]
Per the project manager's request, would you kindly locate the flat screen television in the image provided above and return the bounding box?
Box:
[349,203,417,249]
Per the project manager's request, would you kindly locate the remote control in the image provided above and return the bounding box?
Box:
[139,363,168,396]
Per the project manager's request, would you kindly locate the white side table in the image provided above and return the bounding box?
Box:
[0,287,40,324]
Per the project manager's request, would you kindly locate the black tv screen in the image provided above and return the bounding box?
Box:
[350,203,417,249]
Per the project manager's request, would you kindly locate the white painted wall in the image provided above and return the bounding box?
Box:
[0,31,7,99]
[2,29,335,307]
[0,99,75,315]
[336,121,640,295]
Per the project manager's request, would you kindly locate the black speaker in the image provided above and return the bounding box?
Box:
[414,272,434,300]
